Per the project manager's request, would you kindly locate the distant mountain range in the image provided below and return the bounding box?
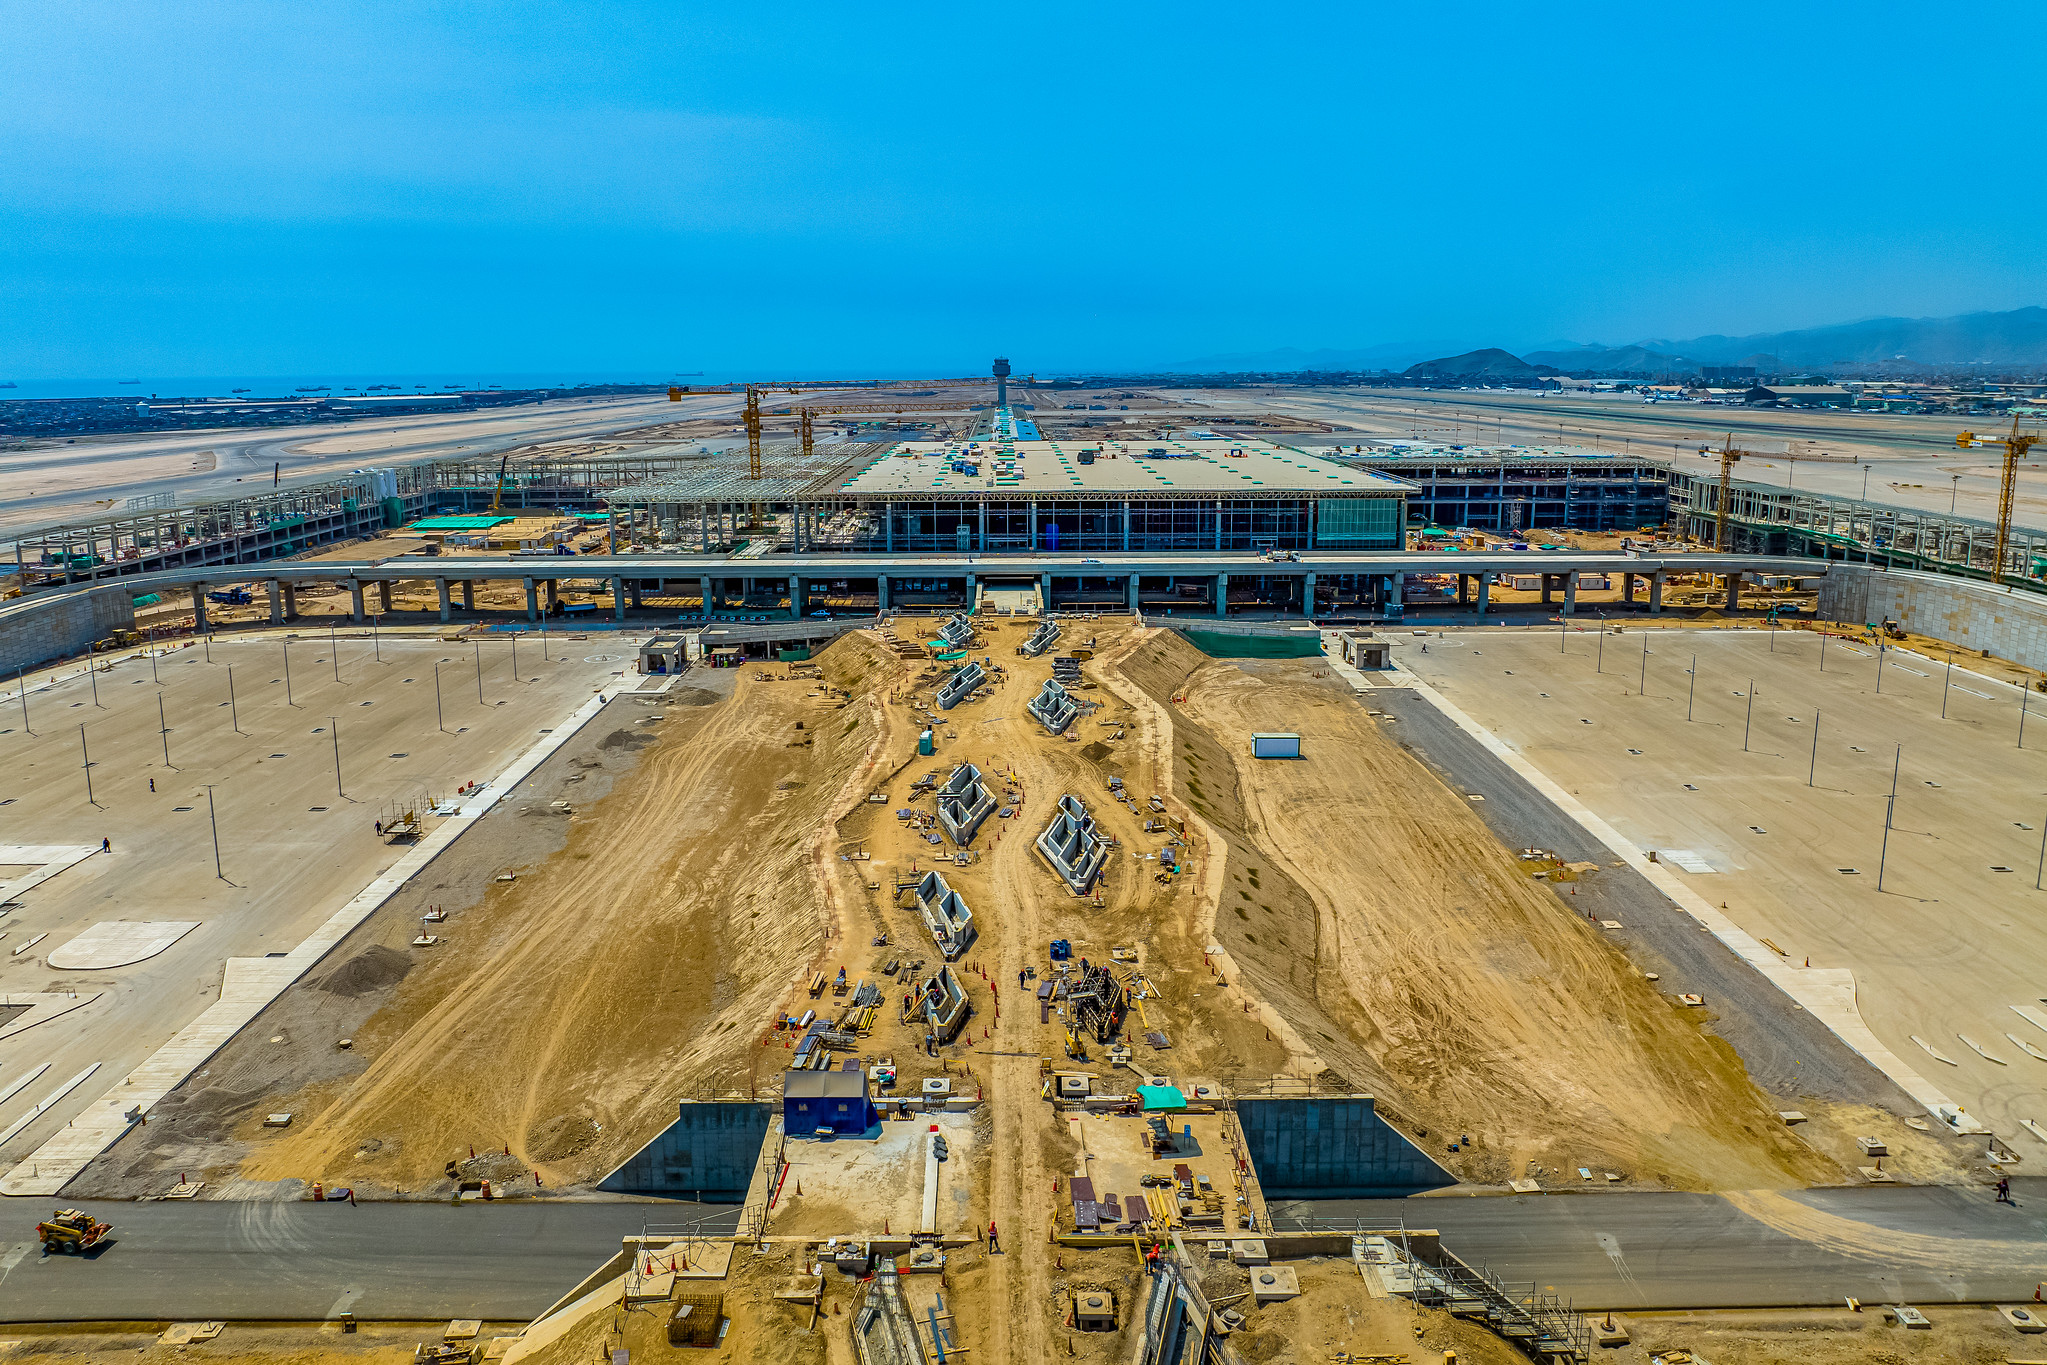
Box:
[1161,306,2047,376]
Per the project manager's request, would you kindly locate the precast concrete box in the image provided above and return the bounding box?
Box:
[1251,732,1300,760]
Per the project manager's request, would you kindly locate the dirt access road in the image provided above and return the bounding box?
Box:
[242,635,894,1193]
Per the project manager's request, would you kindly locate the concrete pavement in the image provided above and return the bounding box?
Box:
[0,1198,738,1321]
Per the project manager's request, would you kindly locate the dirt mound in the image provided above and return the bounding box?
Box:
[527,1112,603,1163]
[1111,630,1838,1191]
[668,687,721,707]
[1078,742,1112,762]
[316,945,412,998]
[245,630,897,1192]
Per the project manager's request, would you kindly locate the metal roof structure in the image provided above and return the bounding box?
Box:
[832,437,1411,503]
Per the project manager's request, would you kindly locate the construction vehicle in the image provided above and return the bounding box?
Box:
[37,1208,111,1254]
[206,586,253,606]
[1880,619,1906,640]
[1957,415,2042,585]
[488,454,512,514]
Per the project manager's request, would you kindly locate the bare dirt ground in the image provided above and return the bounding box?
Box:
[232,633,894,1194]
[1112,631,1841,1192]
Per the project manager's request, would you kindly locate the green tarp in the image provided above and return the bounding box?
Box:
[1139,1085,1188,1112]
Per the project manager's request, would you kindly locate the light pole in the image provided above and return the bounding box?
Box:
[284,640,294,706]
[1743,680,1754,752]
[1686,654,1697,721]
[330,621,341,683]
[330,716,344,798]
[14,666,30,734]
[1941,654,1954,719]
[1877,744,1901,891]
[1638,633,1649,695]
[1861,465,1872,501]
[90,658,101,708]
[434,662,445,732]
[206,784,224,880]
[228,665,240,733]
[80,724,97,806]
[1809,709,1821,785]
[1951,473,1961,513]
[158,693,174,768]
[475,642,484,704]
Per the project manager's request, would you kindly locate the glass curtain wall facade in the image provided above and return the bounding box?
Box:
[864,496,1401,553]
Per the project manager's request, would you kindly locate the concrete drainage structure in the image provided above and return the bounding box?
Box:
[935,763,996,845]
[934,661,985,710]
[1037,794,1108,895]
[1026,678,1079,735]
[912,870,977,959]
[937,613,975,648]
[1020,618,1060,656]
[911,964,971,1044]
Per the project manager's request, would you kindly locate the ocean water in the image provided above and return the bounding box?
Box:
[0,371,730,401]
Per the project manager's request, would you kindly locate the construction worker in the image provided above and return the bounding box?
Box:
[1997,1176,2014,1205]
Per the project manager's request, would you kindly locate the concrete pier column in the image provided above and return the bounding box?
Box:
[1476,572,1491,618]
[546,579,561,614]
[349,581,366,621]
[282,583,298,619]
[1650,571,1665,615]
[877,576,891,613]
[1039,572,1051,613]
[1127,573,1140,613]
[612,577,627,621]
[191,585,210,632]
[1623,572,1637,605]
[1303,571,1317,618]
[696,576,711,615]
[629,580,643,609]
[436,578,452,622]
[376,581,393,614]
[788,575,803,620]
[1723,571,1741,610]
[459,580,474,612]
[524,576,539,621]
[1540,575,1554,605]
[1391,573,1404,615]
[1215,572,1229,617]
[1456,573,1469,606]
[1563,572,1578,615]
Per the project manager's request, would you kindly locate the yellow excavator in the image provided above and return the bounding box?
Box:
[37,1208,112,1254]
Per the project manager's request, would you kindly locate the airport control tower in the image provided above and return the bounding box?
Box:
[992,356,1010,409]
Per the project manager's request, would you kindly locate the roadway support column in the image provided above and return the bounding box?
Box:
[877,576,891,613]
[697,576,712,615]
[436,578,452,622]
[789,575,803,620]
[191,585,209,632]
[1622,572,1636,605]
[612,577,627,621]
[547,579,561,615]
[376,581,393,614]
[1127,573,1140,614]
[1476,573,1490,618]
[1303,571,1316,619]
[1650,571,1664,615]
[1541,575,1554,605]
[1723,571,1741,610]
[629,580,643,609]
[1391,572,1405,617]
[1563,572,1578,616]
[1215,572,1229,617]
[282,583,297,619]
[460,580,474,612]
[1039,572,1052,614]
[349,581,366,622]
[1456,573,1469,607]
[524,577,539,621]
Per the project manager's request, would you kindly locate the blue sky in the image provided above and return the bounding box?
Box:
[3,1,2044,379]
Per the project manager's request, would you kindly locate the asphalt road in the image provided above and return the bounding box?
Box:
[0,1198,739,1321]
[1364,672,1901,1106]
[1269,1181,2047,1309]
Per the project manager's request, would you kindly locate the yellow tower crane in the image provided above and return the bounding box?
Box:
[1712,435,1753,551]
[1957,414,2043,585]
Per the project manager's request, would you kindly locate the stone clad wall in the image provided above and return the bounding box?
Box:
[1817,566,2047,671]
[0,586,138,674]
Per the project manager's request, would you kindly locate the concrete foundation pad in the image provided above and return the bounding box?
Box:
[0,992,101,1045]
[47,920,199,969]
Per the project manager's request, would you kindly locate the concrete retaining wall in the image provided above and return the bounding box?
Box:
[1817,565,2047,672]
[1238,1096,1455,1198]
[0,585,137,674]
[596,1099,773,1201]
